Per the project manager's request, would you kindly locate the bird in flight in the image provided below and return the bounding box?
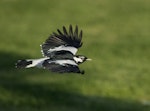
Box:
[16,25,91,74]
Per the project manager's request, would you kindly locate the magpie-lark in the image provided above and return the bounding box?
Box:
[16,25,91,74]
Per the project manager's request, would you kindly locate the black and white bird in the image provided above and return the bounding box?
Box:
[16,25,91,74]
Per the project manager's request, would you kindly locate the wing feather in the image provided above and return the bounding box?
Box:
[63,26,68,36]
[69,25,73,37]
[42,59,82,73]
[74,25,78,40]
[41,25,83,57]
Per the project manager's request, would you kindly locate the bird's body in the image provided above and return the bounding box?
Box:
[16,25,91,74]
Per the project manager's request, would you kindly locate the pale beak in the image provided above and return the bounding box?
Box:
[86,58,92,61]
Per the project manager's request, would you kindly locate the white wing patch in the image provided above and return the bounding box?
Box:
[48,60,78,66]
[48,45,78,55]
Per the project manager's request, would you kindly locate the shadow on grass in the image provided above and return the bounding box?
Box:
[0,51,30,71]
[0,81,149,111]
[0,51,149,111]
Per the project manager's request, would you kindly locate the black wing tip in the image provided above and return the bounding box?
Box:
[61,24,81,35]
[79,30,83,38]
[48,25,82,38]
[63,26,68,36]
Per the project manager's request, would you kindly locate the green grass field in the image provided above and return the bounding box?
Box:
[0,0,150,111]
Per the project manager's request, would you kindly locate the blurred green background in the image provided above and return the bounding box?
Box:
[0,0,150,111]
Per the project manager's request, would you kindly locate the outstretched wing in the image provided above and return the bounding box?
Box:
[42,59,83,74]
[41,25,83,57]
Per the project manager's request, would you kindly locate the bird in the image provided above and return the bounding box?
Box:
[16,25,91,74]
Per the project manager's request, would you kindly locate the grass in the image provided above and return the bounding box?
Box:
[0,0,150,111]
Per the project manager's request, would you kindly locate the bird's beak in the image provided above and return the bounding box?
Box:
[86,58,92,61]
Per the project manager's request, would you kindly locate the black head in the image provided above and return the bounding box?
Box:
[73,55,92,64]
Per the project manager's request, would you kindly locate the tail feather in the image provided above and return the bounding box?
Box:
[16,60,32,68]
[16,58,49,68]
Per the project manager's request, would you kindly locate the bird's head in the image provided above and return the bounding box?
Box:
[74,55,92,64]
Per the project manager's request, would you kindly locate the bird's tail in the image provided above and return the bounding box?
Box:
[16,59,33,68]
[16,58,48,68]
